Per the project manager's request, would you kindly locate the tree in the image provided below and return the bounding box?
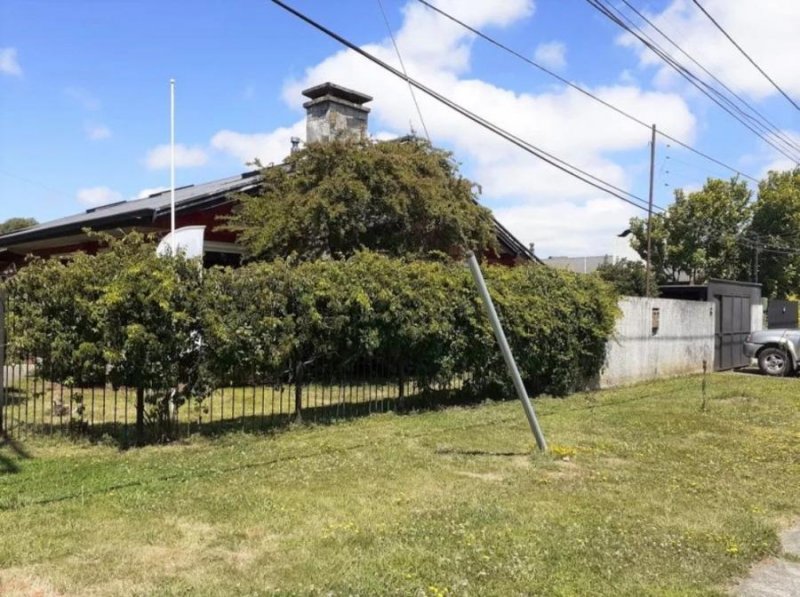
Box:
[223,138,497,262]
[0,217,37,235]
[595,259,648,296]
[629,178,752,285]
[6,233,207,442]
[748,168,800,298]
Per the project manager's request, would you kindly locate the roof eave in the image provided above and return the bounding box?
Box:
[0,208,156,249]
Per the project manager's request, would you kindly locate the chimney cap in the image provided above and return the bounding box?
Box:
[301,82,373,106]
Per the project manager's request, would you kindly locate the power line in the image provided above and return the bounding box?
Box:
[618,0,800,156]
[692,0,800,113]
[587,0,800,163]
[412,0,761,184]
[606,0,800,160]
[270,0,662,214]
[585,0,800,165]
[375,0,431,143]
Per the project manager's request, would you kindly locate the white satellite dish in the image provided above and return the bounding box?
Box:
[156,225,206,259]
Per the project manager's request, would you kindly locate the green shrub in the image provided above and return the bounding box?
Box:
[3,233,209,436]
[200,253,618,397]
[4,242,619,405]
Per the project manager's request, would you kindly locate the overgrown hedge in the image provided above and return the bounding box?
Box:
[3,234,619,404]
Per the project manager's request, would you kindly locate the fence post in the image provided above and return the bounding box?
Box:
[397,362,405,405]
[135,387,145,445]
[294,363,303,422]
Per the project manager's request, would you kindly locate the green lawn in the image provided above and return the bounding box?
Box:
[1,373,798,596]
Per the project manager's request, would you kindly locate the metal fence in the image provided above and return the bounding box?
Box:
[0,292,469,445]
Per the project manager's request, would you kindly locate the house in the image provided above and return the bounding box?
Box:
[0,83,536,271]
[545,255,616,274]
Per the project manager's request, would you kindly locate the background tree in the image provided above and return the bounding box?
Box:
[595,259,648,296]
[748,168,800,298]
[0,217,38,235]
[629,178,752,284]
[224,138,497,262]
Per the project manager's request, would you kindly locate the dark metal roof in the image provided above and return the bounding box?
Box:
[0,168,537,263]
[0,171,261,248]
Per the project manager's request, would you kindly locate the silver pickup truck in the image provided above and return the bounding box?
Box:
[744,329,800,376]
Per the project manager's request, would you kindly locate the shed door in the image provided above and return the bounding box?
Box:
[714,294,751,370]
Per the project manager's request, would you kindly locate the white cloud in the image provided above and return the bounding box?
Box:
[77,186,123,207]
[741,129,800,177]
[85,123,111,141]
[495,197,639,257]
[618,0,800,100]
[210,120,305,166]
[136,186,169,199]
[269,0,696,256]
[387,0,535,75]
[533,41,566,70]
[144,144,209,170]
[0,47,22,77]
[64,86,101,111]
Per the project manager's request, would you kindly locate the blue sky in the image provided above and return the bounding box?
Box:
[1,0,798,257]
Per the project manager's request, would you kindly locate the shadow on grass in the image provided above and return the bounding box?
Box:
[8,386,489,449]
[435,447,529,457]
[0,431,32,474]
[731,367,799,379]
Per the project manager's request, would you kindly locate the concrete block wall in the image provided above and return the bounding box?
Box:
[598,297,715,388]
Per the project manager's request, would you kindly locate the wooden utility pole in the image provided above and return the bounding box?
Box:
[646,124,656,296]
[754,238,761,283]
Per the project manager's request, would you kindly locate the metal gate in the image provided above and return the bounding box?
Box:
[714,294,752,370]
[767,299,799,329]
[660,279,762,371]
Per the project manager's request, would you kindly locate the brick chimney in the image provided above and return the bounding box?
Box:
[302,82,372,144]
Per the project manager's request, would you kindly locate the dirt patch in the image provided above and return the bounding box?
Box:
[712,395,753,404]
[454,470,505,482]
[544,460,584,481]
[0,571,64,597]
[597,456,628,468]
[510,455,533,469]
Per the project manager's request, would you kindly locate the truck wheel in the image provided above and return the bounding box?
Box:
[758,347,788,376]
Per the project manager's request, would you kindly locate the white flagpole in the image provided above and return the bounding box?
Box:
[170,78,176,254]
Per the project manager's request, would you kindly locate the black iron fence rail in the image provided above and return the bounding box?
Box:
[1,282,469,445]
[0,356,467,445]
[0,277,477,446]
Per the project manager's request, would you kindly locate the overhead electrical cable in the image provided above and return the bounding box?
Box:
[375,0,432,143]
[618,0,800,155]
[586,0,800,162]
[692,0,800,113]
[270,0,663,214]
[412,0,760,183]
[604,0,800,160]
[585,0,800,164]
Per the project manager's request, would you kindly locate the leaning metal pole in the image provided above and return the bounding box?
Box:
[466,251,547,452]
